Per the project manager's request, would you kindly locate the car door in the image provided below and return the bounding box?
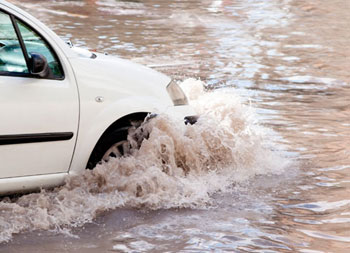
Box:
[0,9,79,178]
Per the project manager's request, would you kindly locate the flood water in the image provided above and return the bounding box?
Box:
[1,0,350,252]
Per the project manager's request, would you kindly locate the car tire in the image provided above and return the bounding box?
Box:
[86,116,148,170]
[86,127,130,170]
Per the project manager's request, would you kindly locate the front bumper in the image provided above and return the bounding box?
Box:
[164,105,198,125]
[146,105,198,125]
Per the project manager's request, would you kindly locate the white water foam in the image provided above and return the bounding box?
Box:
[0,79,289,243]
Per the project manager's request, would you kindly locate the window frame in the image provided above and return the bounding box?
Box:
[0,9,65,80]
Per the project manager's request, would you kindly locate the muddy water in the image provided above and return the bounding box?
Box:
[1,0,350,252]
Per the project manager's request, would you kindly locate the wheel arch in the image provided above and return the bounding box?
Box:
[85,112,149,169]
[97,112,149,141]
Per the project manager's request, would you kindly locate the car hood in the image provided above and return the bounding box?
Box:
[67,48,173,107]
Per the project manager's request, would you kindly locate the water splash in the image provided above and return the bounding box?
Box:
[0,79,289,243]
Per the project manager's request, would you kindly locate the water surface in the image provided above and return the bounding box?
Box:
[1,0,350,252]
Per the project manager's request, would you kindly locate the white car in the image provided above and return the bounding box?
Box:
[0,0,196,194]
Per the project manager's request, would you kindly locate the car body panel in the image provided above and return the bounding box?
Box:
[0,172,67,195]
[0,75,79,178]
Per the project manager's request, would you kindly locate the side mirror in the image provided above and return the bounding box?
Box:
[29,53,50,78]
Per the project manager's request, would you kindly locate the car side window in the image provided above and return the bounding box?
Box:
[0,11,29,74]
[16,19,64,79]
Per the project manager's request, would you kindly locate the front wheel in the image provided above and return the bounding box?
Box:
[86,116,148,170]
[86,127,130,170]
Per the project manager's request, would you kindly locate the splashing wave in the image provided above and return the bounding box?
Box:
[0,79,289,243]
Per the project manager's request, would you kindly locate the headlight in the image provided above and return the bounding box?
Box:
[166,80,189,106]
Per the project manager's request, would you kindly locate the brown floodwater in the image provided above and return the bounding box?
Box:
[1,0,350,252]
